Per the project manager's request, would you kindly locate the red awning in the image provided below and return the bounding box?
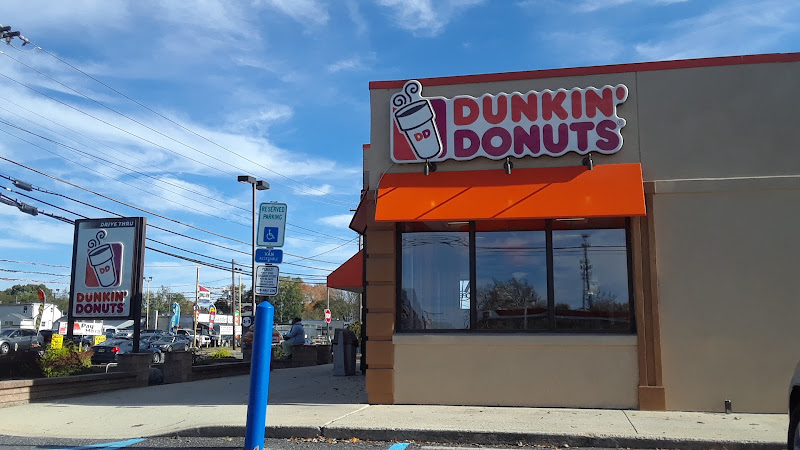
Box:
[327,250,363,293]
[376,163,645,222]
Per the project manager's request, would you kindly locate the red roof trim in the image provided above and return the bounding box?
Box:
[369,53,800,90]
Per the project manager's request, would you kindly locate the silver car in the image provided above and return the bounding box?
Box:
[149,335,190,352]
[0,328,42,355]
[790,361,800,449]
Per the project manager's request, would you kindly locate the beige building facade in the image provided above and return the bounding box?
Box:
[331,53,800,413]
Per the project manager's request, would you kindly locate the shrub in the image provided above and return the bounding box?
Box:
[272,344,285,359]
[346,321,361,340]
[208,349,232,358]
[39,343,93,378]
[0,350,43,379]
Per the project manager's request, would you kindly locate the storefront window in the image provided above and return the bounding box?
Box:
[476,231,548,330]
[398,220,633,333]
[400,231,470,330]
[552,229,632,331]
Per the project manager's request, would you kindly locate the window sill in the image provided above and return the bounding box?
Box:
[393,333,637,347]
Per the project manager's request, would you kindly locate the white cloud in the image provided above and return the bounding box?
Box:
[574,0,631,13]
[224,105,294,136]
[346,0,370,36]
[572,0,686,12]
[327,57,366,74]
[317,214,354,228]
[634,0,800,61]
[255,0,330,26]
[376,0,485,37]
[542,30,625,63]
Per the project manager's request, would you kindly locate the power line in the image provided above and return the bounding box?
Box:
[7,44,355,204]
[1,170,354,266]
[0,58,354,209]
[0,118,254,227]
[0,98,257,221]
[1,183,337,275]
[0,124,353,245]
[0,259,70,268]
[0,154,252,245]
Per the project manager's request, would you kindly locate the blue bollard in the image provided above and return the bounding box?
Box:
[244,301,275,450]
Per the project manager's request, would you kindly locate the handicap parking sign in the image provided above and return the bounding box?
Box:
[257,203,287,248]
[263,227,279,243]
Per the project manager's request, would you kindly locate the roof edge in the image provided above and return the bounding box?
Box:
[369,52,800,90]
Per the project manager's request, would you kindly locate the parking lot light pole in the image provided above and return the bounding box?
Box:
[145,276,152,330]
[238,175,269,319]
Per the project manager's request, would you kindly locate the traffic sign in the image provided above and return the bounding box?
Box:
[255,248,283,264]
[257,202,287,248]
[324,309,331,323]
[255,264,280,296]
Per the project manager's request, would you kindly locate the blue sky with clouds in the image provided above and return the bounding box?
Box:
[0,0,798,300]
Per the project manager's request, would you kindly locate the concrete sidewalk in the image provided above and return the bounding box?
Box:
[0,364,788,449]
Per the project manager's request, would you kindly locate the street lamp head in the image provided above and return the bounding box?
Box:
[255,180,270,191]
[238,175,256,184]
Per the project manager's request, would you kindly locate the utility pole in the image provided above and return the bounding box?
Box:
[326,286,330,343]
[231,259,236,350]
[580,234,593,310]
[0,25,28,45]
[193,266,199,347]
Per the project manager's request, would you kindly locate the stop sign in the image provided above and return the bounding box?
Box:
[324,309,331,323]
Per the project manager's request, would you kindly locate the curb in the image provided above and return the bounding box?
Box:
[322,428,784,450]
[156,425,785,450]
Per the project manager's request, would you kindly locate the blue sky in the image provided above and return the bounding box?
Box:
[0,0,798,300]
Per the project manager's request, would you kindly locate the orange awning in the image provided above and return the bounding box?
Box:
[376,163,645,222]
[327,250,364,293]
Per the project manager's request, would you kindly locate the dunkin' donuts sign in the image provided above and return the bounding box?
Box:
[69,217,146,319]
[391,80,628,163]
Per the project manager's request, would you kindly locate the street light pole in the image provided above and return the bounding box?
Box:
[145,276,152,330]
[238,175,269,320]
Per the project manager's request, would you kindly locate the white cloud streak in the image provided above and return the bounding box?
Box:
[376,0,485,37]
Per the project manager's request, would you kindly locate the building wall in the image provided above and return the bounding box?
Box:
[653,187,800,412]
[394,334,638,407]
[632,60,800,413]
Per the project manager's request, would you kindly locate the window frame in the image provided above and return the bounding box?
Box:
[396,218,636,334]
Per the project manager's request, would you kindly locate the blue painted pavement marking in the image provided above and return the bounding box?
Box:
[388,443,410,450]
[52,438,146,450]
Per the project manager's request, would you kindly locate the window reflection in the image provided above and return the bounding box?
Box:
[552,229,631,331]
[476,231,548,330]
[400,232,469,330]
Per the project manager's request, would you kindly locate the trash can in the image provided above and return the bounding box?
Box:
[332,328,359,376]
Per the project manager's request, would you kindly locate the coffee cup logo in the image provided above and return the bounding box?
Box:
[85,230,123,288]
[392,80,443,160]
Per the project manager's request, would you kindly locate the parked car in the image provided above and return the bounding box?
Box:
[114,330,134,338]
[149,335,190,352]
[272,328,282,345]
[789,360,800,449]
[175,329,210,347]
[90,338,162,364]
[0,328,43,355]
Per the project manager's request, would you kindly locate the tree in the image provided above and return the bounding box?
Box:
[147,285,190,315]
[1,284,53,304]
[477,277,543,311]
[266,277,305,324]
[328,289,360,321]
[301,284,327,320]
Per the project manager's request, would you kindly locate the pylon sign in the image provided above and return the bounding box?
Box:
[256,202,287,248]
[68,217,146,319]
